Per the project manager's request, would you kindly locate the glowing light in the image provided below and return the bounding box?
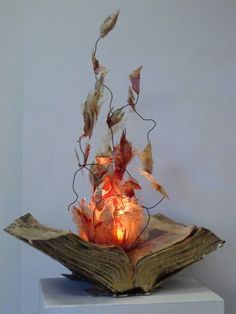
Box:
[116,227,125,242]
[72,173,145,249]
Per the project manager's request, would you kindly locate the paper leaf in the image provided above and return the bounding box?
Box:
[95,156,113,165]
[89,163,108,191]
[100,9,120,38]
[123,179,141,197]
[107,108,125,129]
[92,51,107,75]
[127,86,136,110]
[94,69,108,102]
[114,130,134,179]
[140,142,153,174]
[123,179,141,190]
[139,168,169,199]
[79,90,102,140]
[92,51,99,74]
[129,66,142,94]
[84,143,91,165]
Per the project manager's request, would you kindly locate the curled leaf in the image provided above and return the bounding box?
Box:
[123,179,141,190]
[107,108,125,129]
[89,163,109,191]
[94,69,108,102]
[123,179,141,197]
[127,86,136,110]
[79,90,102,140]
[114,130,134,179]
[129,66,142,94]
[100,9,120,38]
[92,51,99,74]
[140,142,153,174]
[84,143,91,165]
[92,51,107,75]
[139,168,169,199]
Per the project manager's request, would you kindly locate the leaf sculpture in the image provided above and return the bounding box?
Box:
[5,10,224,294]
[139,168,169,199]
[129,66,142,94]
[139,142,153,174]
[100,9,120,38]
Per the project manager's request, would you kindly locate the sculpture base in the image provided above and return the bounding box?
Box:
[39,276,224,314]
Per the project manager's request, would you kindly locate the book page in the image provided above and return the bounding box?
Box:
[128,214,195,265]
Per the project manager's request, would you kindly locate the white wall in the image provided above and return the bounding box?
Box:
[0,1,23,314]
[22,1,236,314]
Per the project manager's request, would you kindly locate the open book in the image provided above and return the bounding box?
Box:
[5,213,224,294]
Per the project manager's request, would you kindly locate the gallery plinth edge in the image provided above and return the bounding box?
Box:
[39,276,224,314]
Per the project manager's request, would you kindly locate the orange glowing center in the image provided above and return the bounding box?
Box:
[116,227,125,241]
[72,171,145,249]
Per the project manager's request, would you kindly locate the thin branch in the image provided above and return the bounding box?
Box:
[94,35,102,57]
[133,207,151,245]
[67,167,83,211]
[133,196,165,244]
[141,196,165,210]
[133,108,157,144]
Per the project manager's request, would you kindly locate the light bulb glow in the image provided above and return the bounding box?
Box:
[116,228,125,241]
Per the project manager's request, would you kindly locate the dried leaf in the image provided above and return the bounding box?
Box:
[94,69,108,102]
[100,9,120,38]
[114,130,134,179]
[107,108,125,129]
[89,163,109,191]
[129,66,142,94]
[92,51,99,74]
[102,175,113,193]
[79,91,102,140]
[92,51,107,76]
[71,199,94,241]
[123,179,141,197]
[124,179,141,190]
[84,143,91,165]
[127,86,136,110]
[93,186,104,212]
[95,156,113,165]
[99,209,113,225]
[140,142,153,174]
[139,168,169,199]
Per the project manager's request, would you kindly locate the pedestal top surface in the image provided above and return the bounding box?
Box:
[40,276,223,308]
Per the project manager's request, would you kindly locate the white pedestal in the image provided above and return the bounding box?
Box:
[39,276,224,314]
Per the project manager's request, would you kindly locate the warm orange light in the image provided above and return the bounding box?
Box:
[72,173,145,249]
[116,227,125,242]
